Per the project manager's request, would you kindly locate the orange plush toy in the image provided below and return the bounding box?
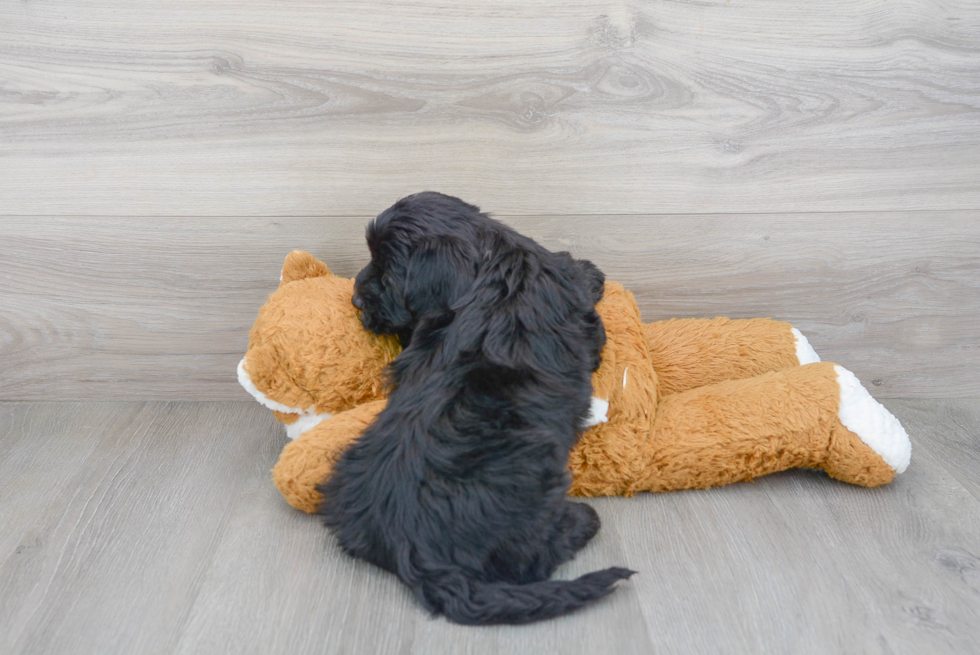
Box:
[239,251,911,513]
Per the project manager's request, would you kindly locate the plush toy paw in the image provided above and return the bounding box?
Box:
[823,365,911,486]
[273,400,388,513]
[835,365,911,473]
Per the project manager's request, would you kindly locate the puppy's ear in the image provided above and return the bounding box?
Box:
[403,237,476,321]
[477,249,607,374]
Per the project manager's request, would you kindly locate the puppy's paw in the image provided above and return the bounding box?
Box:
[562,502,601,552]
[575,258,606,304]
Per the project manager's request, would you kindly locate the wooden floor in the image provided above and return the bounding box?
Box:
[0,400,978,654]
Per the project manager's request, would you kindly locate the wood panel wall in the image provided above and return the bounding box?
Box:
[1,0,978,399]
[1,1,978,216]
[2,214,976,400]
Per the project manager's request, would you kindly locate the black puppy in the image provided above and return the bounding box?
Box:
[319,192,633,625]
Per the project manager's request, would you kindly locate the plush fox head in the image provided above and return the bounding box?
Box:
[238,251,401,439]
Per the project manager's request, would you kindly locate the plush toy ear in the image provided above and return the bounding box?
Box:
[280,251,332,287]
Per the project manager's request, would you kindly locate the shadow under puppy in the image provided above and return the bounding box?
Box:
[319,192,634,625]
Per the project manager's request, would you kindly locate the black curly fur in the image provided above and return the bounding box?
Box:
[319,192,633,625]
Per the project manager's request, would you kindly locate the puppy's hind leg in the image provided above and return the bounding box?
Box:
[511,502,602,583]
[575,258,606,305]
[549,501,601,568]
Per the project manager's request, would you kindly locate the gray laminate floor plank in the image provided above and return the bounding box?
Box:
[0,402,144,556]
[0,402,275,655]
[604,399,980,655]
[2,400,978,654]
[173,419,651,655]
[170,427,423,655]
[888,399,980,504]
[0,401,152,647]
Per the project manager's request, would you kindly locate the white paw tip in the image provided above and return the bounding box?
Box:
[792,327,821,365]
[835,365,911,474]
[285,412,332,440]
[237,357,318,418]
[583,396,610,428]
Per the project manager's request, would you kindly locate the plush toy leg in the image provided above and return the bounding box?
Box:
[643,317,820,396]
[272,399,387,513]
[635,362,910,493]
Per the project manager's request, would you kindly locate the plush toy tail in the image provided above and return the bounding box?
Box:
[407,561,635,625]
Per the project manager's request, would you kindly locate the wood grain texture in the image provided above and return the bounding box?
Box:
[2,400,979,654]
[605,398,980,655]
[0,402,147,569]
[1,1,978,216]
[887,398,980,503]
[0,402,279,655]
[1,213,977,400]
[0,402,652,655]
[174,451,652,655]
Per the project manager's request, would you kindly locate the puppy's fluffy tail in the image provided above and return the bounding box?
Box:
[411,564,635,625]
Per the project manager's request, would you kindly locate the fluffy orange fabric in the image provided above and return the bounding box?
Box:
[644,317,800,396]
[239,252,904,514]
[243,252,399,419]
[273,400,387,514]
